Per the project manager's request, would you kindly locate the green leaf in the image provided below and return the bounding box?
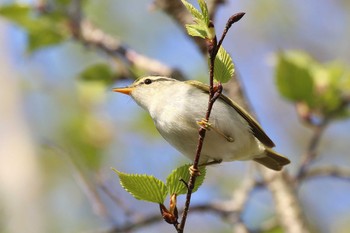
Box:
[166,164,206,195]
[198,0,209,25]
[181,0,203,22]
[275,52,315,106]
[213,47,235,83]
[185,24,207,39]
[113,169,168,204]
[312,62,350,117]
[27,28,66,52]
[0,4,34,29]
[0,4,30,21]
[79,63,115,85]
[181,0,213,39]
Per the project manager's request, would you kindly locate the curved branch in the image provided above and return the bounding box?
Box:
[104,202,239,233]
[78,20,185,80]
[300,166,350,181]
[296,120,329,181]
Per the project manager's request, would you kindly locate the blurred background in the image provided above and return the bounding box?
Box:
[0,0,350,232]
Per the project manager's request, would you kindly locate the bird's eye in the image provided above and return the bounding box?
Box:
[144,78,152,85]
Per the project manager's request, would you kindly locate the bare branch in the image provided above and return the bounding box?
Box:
[103,200,249,233]
[261,169,311,233]
[296,120,329,181]
[78,20,185,80]
[42,141,110,219]
[300,166,350,181]
[98,180,136,219]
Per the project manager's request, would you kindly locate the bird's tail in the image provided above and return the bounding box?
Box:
[253,148,290,171]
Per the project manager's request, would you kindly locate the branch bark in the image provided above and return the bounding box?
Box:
[78,20,185,80]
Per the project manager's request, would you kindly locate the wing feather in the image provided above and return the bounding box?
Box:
[186,80,275,148]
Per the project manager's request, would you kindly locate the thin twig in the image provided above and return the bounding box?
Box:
[176,36,219,233]
[216,12,245,52]
[104,202,240,233]
[296,119,329,181]
[177,12,245,232]
[98,181,136,219]
[300,166,350,181]
[42,140,110,219]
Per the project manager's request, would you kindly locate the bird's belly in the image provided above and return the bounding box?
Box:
[153,103,264,162]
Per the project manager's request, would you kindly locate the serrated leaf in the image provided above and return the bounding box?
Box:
[113,169,167,204]
[181,0,203,22]
[213,47,235,83]
[198,0,209,25]
[166,164,206,195]
[275,52,315,106]
[185,24,207,39]
[79,63,115,85]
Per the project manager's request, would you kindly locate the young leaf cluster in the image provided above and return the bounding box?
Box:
[181,0,212,39]
[182,0,235,84]
[113,164,206,204]
[79,63,116,85]
[276,50,350,120]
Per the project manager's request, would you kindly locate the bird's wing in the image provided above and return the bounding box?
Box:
[186,80,275,148]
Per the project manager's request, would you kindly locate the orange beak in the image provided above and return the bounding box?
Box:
[112,87,134,95]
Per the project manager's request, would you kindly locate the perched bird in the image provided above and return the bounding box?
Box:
[113,76,290,171]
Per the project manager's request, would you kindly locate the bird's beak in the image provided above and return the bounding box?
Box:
[112,87,134,95]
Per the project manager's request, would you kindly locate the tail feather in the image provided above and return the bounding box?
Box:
[253,148,290,171]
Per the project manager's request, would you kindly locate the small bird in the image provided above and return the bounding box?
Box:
[113,76,290,171]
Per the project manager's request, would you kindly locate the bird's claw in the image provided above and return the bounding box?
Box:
[196,118,211,130]
[189,165,201,177]
[196,118,234,142]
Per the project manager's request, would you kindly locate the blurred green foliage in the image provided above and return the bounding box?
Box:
[275,51,350,120]
[79,63,116,85]
[0,3,68,52]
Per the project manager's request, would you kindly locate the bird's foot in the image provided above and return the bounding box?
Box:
[196,118,211,130]
[196,118,234,142]
[189,165,201,177]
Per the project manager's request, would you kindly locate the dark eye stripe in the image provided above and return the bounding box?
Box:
[134,77,175,86]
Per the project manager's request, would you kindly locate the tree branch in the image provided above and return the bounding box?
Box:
[296,119,329,181]
[103,197,254,233]
[300,166,350,181]
[77,20,185,80]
